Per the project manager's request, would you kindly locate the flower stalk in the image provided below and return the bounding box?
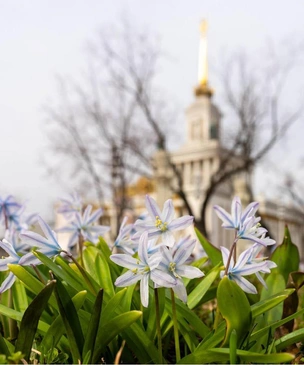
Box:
[171,288,181,362]
[154,288,163,364]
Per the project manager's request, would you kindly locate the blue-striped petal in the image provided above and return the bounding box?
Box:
[140,273,150,307]
[0,272,16,293]
[162,199,174,222]
[110,254,140,270]
[145,195,161,219]
[168,216,193,231]
[115,270,142,287]
[213,205,234,228]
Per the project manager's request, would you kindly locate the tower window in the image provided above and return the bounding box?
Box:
[210,123,218,139]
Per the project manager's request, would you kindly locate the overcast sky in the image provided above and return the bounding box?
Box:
[1,0,303,220]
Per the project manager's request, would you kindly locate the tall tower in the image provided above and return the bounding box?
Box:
[186,20,221,146]
[169,20,223,220]
[195,20,212,98]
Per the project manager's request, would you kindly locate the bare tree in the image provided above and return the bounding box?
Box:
[43,19,178,233]
[44,19,303,240]
[195,43,304,235]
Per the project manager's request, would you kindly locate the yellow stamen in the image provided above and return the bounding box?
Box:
[155,215,168,232]
[169,262,181,278]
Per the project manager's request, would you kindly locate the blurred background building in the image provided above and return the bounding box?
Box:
[68,20,303,258]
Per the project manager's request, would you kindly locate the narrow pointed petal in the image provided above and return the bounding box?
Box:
[19,253,41,266]
[162,199,175,222]
[145,195,162,219]
[220,246,231,268]
[133,220,156,231]
[176,265,204,279]
[151,269,176,288]
[115,270,142,287]
[162,231,175,247]
[241,201,259,223]
[138,232,149,265]
[160,246,173,265]
[119,216,128,232]
[0,272,16,293]
[255,272,267,288]
[83,205,93,222]
[233,247,253,271]
[37,216,59,245]
[67,231,79,248]
[173,238,196,265]
[235,261,269,276]
[140,274,150,307]
[213,205,234,228]
[173,281,188,303]
[147,253,162,270]
[243,234,275,247]
[110,254,140,270]
[0,240,19,259]
[0,257,16,271]
[20,231,54,249]
[168,216,193,231]
[231,197,242,227]
[231,275,257,294]
[86,208,103,225]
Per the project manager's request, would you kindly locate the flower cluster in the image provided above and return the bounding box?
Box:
[0,195,41,292]
[0,193,110,293]
[110,195,204,307]
[214,196,277,294]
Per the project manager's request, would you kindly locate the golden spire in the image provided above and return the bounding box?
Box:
[195,19,213,97]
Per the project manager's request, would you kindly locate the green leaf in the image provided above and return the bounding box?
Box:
[229,329,237,364]
[217,276,251,345]
[271,226,300,283]
[0,333,11,357]
[275,327,304,351]
[260,272,286,324]
[54,277,85,363]
[251,306,304,341]
[82,289,104,364]
[195,228,222,266]
[8,264,57,309]
[94,253,115,299]
[61,255,100,296]
[179,347,295,364]
[15,280,56,361]
[0,304,47,334]
[40,290,87,352]
[34,251,96,304]
[96,238,121,278]
[165,294,210,339]
[187,264,221,309]
[251,289,294,318]
[91,311,142,364]
[11,278,28,313]
[196,322,226,351]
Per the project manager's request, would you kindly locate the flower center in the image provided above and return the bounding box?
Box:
[155,216,168,232]
[249,222,261,235]
[169,262,181,278]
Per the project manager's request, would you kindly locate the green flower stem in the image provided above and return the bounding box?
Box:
[31,264,46,284]
[224,234,238,276]
[8,289,18,340]
[154,288,163,364]
[64,251,98,296]
[170,289,181,362]
[229,329,238,364]
[78,233,84,267]
[214,302,221,330]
